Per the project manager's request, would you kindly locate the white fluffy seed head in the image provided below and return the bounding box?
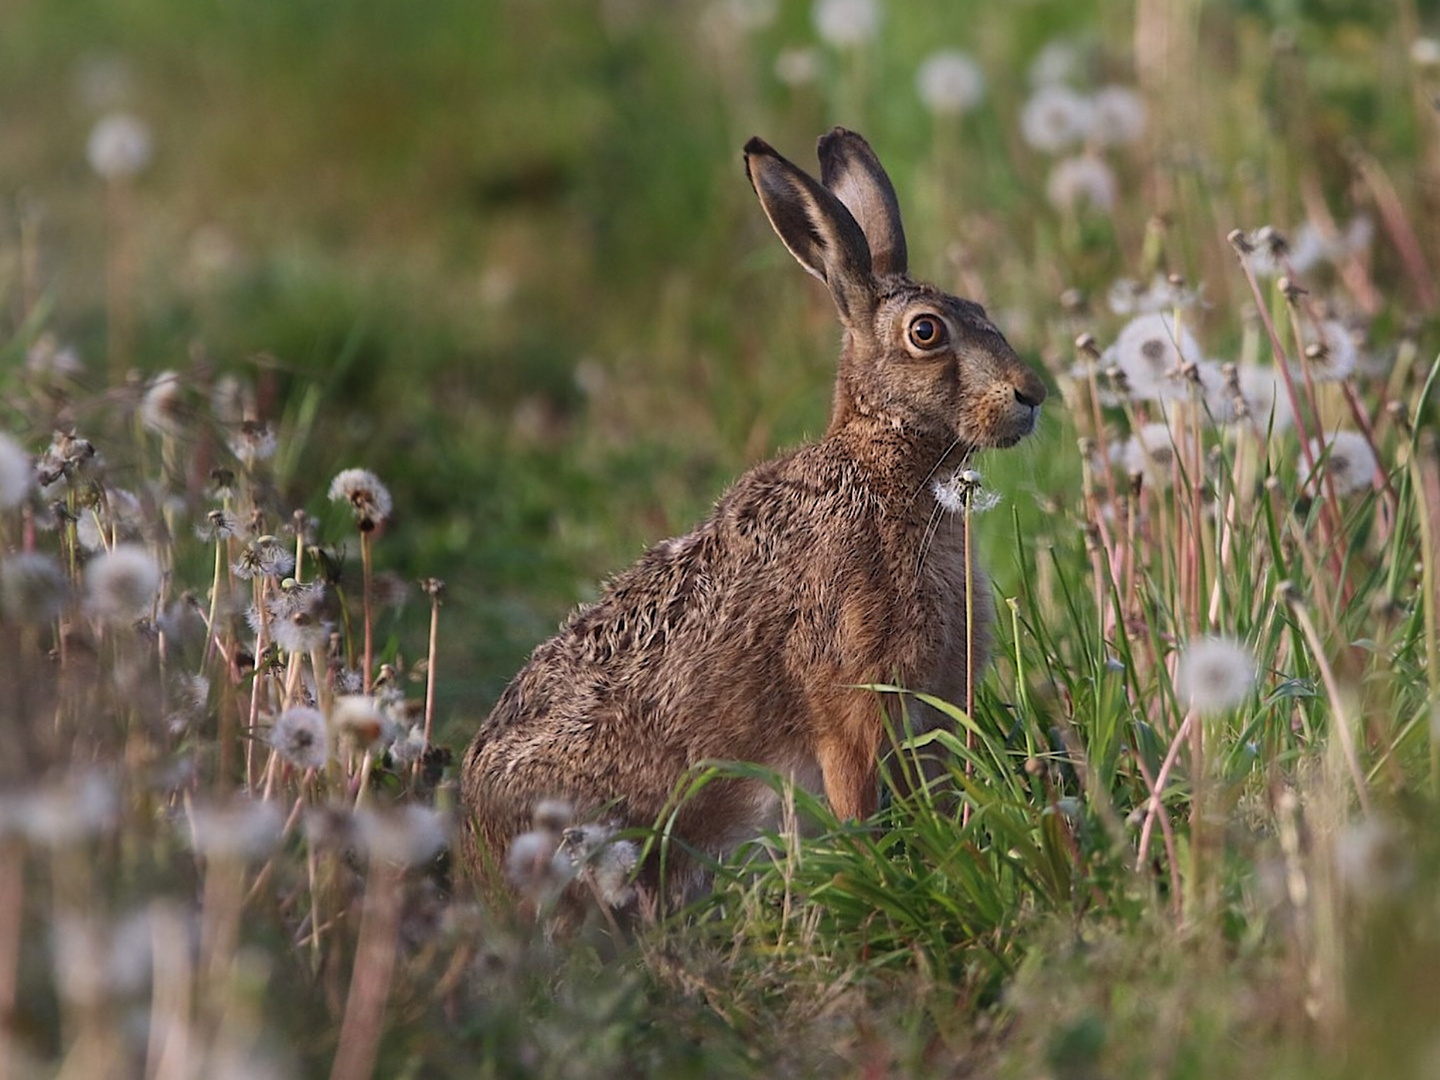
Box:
[87,113,152,179]
[188,798,284,861]
[1110,312,1201,402]
[1174,636,1257,716]
[1088,85,1147,146]
[1303,431,1378,497]
[1046,155,1116,213]
[0,432,32,511]
[269,707,330,771]
[1020,84,1094,153]
[1292,319,1358,384]
[916,49,985,116]
[812,0,879,47]
[0,553,68,624]
[354,805,449,867]
[85,543,161,622]
[327,468,393,531]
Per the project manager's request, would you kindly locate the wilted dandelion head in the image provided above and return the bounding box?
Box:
[1334,817,1412,902]
[388,724,428,766]
[139,370,186,439]
[228,420,277,466]
[1110,312,1200,401]
[1088,85,1147,146]
[1046,154,1116,213]
[812,0,879,47]
[505,829,572,902]
[194,508,240,543]
[269,706,330,771]
[1293,318,1358,383]
[774,46,822,87]
[1020,84,1093,153]
[1,553,69,624]
[354,805,449,867]
[916,49,985,116]
[560,824,640,908]
[1174,636,1257,716]
[86,112,152,180]
[331,694,393,751]
[76,488,145,552]
[231,535,295,580]
[1303,431,1378,497]
[85,543,160,622]
[328,468,392,532]
[267,580,332,655]
[26,335,85,381]
[188,798,284,861]
[0,432,32,511]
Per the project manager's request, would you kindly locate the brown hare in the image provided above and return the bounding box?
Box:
[461,128,1046,901]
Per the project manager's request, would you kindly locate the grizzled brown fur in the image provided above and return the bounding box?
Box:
[461,129,1047,899]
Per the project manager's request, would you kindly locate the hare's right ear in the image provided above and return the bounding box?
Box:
[744,137,876,325]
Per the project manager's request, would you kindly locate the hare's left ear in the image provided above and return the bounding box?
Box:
[817,128,908,278]
[744,136,877,325]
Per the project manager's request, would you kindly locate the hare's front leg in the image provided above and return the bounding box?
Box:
[816,697,885,820]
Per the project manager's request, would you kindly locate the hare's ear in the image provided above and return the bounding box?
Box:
[817,128,908,278]
[744,136,876,324]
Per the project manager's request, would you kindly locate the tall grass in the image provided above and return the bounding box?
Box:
[0,0,1438,1076]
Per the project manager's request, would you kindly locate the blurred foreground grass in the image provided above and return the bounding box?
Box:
[2,0,1440,1076]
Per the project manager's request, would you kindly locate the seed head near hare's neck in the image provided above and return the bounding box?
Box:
[461,129,1049,907]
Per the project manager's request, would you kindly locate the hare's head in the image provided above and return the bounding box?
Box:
[745,129,1046,451]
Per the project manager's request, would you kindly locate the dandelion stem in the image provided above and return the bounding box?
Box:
[360,531,374,695]
[329,862,403,1080]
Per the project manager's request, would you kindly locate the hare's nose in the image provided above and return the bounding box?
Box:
[1014,385,1045,409]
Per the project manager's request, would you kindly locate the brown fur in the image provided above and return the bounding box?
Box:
[460,129,1047,899]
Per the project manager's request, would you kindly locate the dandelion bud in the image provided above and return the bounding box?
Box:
[1276,580,1301,605]
[1227,229,1254,255]
[1074,332,1099,356]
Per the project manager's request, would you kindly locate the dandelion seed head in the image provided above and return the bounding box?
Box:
[1,553,69,624]
[1028,40,1081,86]
[85,543,160,622]
[11,772,119,847]
[916,49,985,116]
[532,798,575,834]
[1411,37,1440,68]
[1334,817,1412,901]
[812,0,879,48]
[26,335,85,381]
[1110,312,1200,401]
[270,706,330,770]
[1303,430,1377,497]
[354,805,449,867]
[1046,154,1116,213]
[267,580,331,655]
[1293,319,1358,383]
[86,112,152,179]
[1174,636,1257,715]
[188,798,284,861]
[328,468,392,531]
[560,824,639,908]
[388,724,428,766]
[1020,84,1094,153]
[506,829,572,901]
[0,432,32,511]
[774,46,822,87]
[713,0,777,33]
[1228,365,1294,433]
[1088,85,1146,146]
[228,420,277,466]
[1120,422,1177,486]
[139,370,186,439]
[332,695,394,751]
[194,509,240,543]
[1106,274,1200,316]
[231,536,295,581]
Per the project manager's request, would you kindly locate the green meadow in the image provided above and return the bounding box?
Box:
[1,0,1438,1075]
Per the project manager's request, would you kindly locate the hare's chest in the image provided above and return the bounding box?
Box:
[912,514,988,692]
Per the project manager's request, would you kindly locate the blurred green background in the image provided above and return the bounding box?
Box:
[0,0,1427,742]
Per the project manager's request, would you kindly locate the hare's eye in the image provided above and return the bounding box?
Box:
[907,315,947,350]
